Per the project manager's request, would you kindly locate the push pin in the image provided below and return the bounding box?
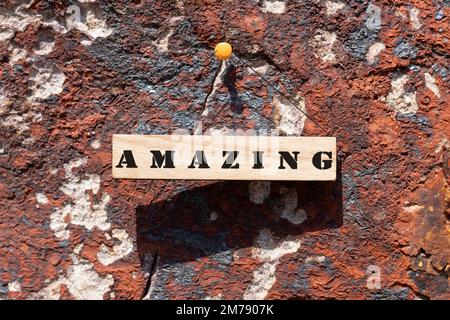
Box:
[214,42,233,60]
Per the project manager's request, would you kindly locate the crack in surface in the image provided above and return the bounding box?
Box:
[200,60,224,116]
[141,250,159,300]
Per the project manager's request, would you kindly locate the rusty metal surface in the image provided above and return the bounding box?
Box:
[0,0,448,299]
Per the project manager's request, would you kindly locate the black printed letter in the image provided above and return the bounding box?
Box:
[188,151,210,169]
[312,151,332,170]
[116,150,137,168]
[222,151,239,169]
[252,151,264,169]
[150,150,175,168]
[278,151,300,169]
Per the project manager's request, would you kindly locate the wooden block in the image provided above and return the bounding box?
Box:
[112,134,336,181]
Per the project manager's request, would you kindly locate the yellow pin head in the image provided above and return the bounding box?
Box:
[214,42,233,60]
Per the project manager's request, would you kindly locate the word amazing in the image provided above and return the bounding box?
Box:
[112,135,336,181]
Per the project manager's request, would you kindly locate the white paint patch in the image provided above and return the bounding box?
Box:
[0,2,112,52]
[176,0,185,11]
[325,1,345,16]
[27,62,65,103]
[245,262,277,300]
[65,258,114,299]
[273,94,306,135]
[50,206,70,240]
[1,110,42,133]
[36,192,49,206]
[424,72,440,98]
[0,89,9,112]
[29,279,62,299]
[0,29,14,42]
[22,137,35,146]
[434,138,449,153]
[153,29,174,52]
[8,46,27,65]
[305,255,326,264]
[279,186,297,216]
[279,186,308,224]
[210,211,218,221]
[312,30,337,63]
[34,41,55,55]
[366,42,385,64]
[261,1,286,14]
[249,181,271,205]
[403,204,424,213]
[97,229,134,266]
[247,60,270,75]
[69,9,113,41]
[0,4,41,32]
[385,74,419,114]
[408,7,422,30]
[152,16,184,53]
[365,3,382,30]
[90,139,101,149]
[283,208,308,225]
[50,158,111,240]
[244,229,301,300]
[30,247,114,300]
[8,281,21,292]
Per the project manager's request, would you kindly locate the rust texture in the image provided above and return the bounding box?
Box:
[0,0,448,299]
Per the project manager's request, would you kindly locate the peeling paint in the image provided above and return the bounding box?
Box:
[0,4,40,32]
[0,28,14,42]
[365,4,382,30]
[0,89,8,112]
[90,139,101,149]
[34,30,56,56]
[244,229,301,299]
[27,62,65,103]
[210,211,218,221]
[325,1,344,16]
[261,1,286,14]
[385,74,419,114]
[312,30,337,63]
[8,281,21,293]
[305,255,326,264]
[8,45,27,66]
[65,258,114,299]
[1,0,449,301]
[248,181,271,205]
[246,60,270,75]
[1,110,42,133]
[403,204,424,213]
[152,16,184,53]
[282,208,308,225]
[409,7,422,30]
[50,158,111,240]
[97,229,134,266]
[279,187,307,224]
[366,42,385,64]
[31,246,114,300]
[35,193,49,206]
[67,7,113,42]
[424,73,440,98]
[273,95,306,135]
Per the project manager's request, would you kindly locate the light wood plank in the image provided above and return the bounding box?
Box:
[112,134,336,181]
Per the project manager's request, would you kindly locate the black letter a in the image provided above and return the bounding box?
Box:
[116,150,138,168]
[188,151,210,169]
